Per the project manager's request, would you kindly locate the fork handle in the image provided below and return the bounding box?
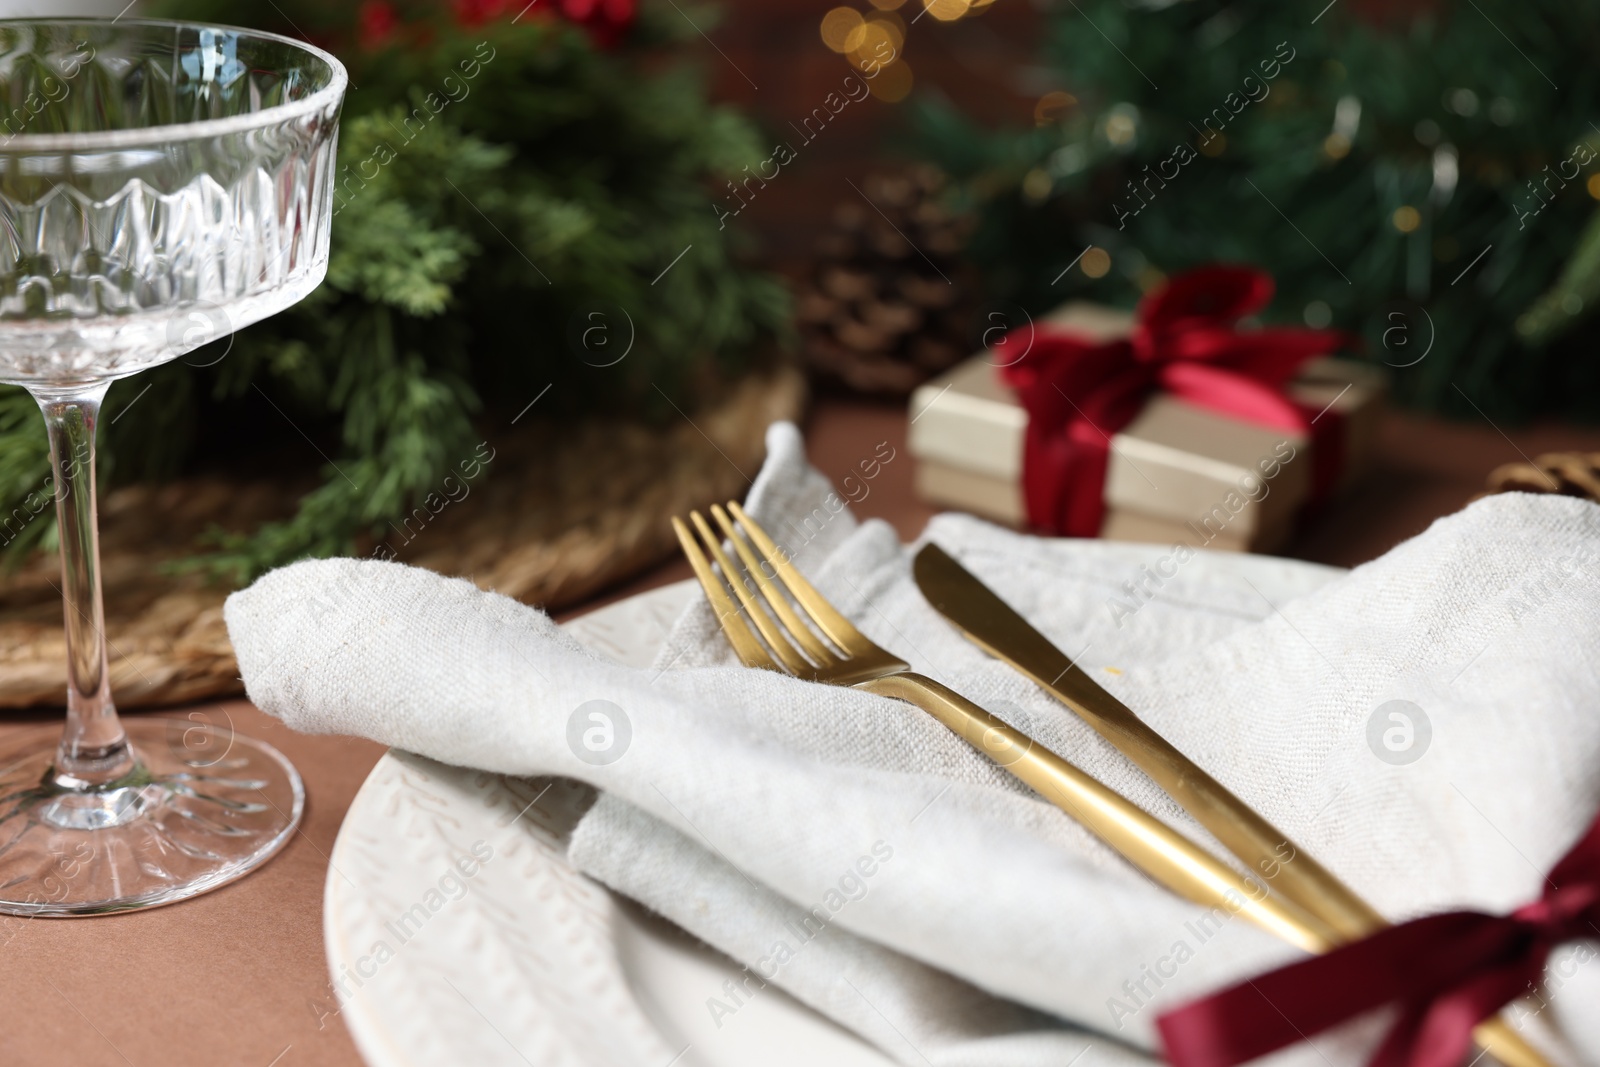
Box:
[857,672,1338,953]
[859,673,1552,1067]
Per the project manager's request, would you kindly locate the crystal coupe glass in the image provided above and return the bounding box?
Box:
[0,19,345,914]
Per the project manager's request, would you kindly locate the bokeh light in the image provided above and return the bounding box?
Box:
[821,7,865,52]
[1104,113,1137,146]
[921,0,970,22]
[846,17,902,64]
[1021,167,1052,204]
[1081,247,1111,278]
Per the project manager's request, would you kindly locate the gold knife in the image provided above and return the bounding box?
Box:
[913,542,1550,1067]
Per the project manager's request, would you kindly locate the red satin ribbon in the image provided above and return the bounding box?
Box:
[1159,808,1600,1067]
[998,265,1352,537]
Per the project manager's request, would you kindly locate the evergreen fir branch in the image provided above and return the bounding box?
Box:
[196,305,481,582]
[1517,205,1600,344]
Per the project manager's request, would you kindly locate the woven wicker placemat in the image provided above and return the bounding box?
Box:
[0,366,805,709]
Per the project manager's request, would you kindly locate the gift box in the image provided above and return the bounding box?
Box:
[908,271,1386,553]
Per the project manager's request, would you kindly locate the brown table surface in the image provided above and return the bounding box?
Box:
[6,398,1599,1067]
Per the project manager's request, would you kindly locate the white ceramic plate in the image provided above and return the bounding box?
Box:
[327,553,1345,1067]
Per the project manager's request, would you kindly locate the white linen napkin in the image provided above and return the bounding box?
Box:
[226,422,1600,1067]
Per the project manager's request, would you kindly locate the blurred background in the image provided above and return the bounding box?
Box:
[3,0,1600,709]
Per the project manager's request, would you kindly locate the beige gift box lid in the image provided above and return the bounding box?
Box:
[908,302,1386,540]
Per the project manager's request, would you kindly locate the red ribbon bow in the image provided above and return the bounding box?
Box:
[1159,808,1600,1067]
[998,265,1351,537]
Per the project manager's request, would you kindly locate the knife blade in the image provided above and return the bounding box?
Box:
[913,540,1382,938]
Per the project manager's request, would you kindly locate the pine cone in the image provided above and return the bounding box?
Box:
[799,166,975,397]
[1480,452,1600,503]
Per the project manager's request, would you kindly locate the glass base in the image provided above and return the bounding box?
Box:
[0,719,303,916]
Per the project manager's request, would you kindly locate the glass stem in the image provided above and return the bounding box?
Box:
[36,386,134,788]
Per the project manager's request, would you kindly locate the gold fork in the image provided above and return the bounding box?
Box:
[673,501,1336,954]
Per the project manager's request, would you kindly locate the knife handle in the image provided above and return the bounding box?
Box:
[863,672,1553,1067]
[1047,671,1388,935]
[1035,674,1553,1067]
[857,672,1338,954]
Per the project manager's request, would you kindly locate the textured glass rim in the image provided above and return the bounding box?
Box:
[0,17,348,153]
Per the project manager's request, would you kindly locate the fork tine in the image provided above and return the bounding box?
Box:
[688,511,815,676]
[710,503,841,668]
[726,501,868,654]
[671,516,777,671]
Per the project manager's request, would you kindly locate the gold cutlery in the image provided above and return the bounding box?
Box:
[673,501,1335,954]
[912,541,1547,1067]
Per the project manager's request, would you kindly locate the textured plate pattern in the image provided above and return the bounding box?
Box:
[326,758,672,1067]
